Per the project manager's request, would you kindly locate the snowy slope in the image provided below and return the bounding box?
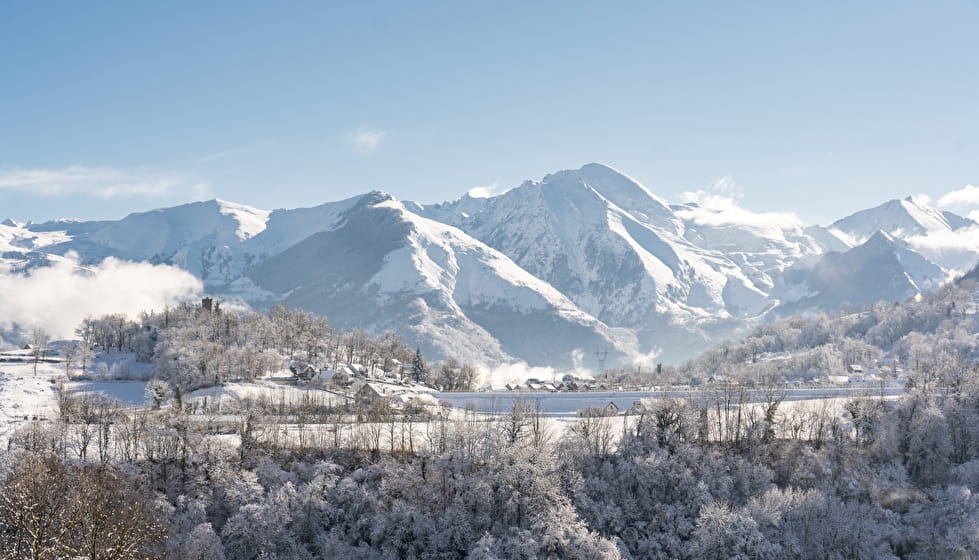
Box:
[821,196,979,273]
[417,164,810,362]
[241,194,363,259]
[38,200,269,283]
[217,200,271,240]
[829,197,969,245]
[37,197,365,288]
[247,192,634,368]
[0,220,79,273]
[0,351,63,447]
[774,230,945,315]
[671,201,825,293]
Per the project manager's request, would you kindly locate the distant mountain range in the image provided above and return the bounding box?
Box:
[3,163,977,369]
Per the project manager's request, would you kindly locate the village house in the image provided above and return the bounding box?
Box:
[577,401,620,417]
[291,363,318,381]
[357,383,387,406]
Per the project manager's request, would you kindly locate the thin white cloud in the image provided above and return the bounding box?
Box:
[710,176,742,196]
[676,176,803,231]
[467,183,506,198]
[938,184,979,208]
[907,226,979,272]
[676,191,803,231]
[903,184,979,271]
[0,254,202,339]
[346,126,387,155]
[908,227,979,252]
[0,165,190,199]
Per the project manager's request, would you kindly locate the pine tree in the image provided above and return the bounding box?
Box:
[412,347,427,382]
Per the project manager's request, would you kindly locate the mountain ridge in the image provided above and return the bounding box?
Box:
[4,163,977,368]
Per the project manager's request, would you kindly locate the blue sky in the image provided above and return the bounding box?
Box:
[2,1,978,224]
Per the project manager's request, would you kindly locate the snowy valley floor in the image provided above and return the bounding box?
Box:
[0,348,905,450]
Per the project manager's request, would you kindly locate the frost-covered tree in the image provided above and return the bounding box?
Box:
[176,523,226,560]
[905,404,953,487]
[60,341,79,377]
[145,379,172,410]
[0,452,165,560]
[687,501,780,560]
[30,327,49,376]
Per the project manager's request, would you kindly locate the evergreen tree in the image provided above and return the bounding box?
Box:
[412,347,427,382]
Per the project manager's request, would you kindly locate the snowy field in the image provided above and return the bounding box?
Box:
[69,380,149,405]
[0,351,63,446]
[435,386,905,418]
[0,344,906,450]
[187,380,350,411]
[0,349,154,446]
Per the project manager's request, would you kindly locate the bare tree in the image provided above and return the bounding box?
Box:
[30,327,50,377]
[72,465,167,560]
[60,341,79,377]
[0,453,76,559]
[568,408,617,458]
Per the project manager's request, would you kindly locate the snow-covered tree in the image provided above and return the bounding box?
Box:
[145,379,172,410]
[30,327,50,376]
[412,346,428,382]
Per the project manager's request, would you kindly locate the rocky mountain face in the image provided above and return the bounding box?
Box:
[5,164,978,368]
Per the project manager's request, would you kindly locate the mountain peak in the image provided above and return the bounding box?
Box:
[861,229,903,253]
[537,163,672,220]
[357,190,395,207]
[830,196,955,243]
[903,194,929,208]
[578,162,625,176]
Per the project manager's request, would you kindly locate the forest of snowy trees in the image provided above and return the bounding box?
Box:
[6,365,979,558]
[4,275,979,558]
[67,301,476,393]
[601,275,979,392]
[71,302,415,388]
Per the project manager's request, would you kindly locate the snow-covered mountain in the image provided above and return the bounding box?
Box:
[39,199,267,282]
[774,230,945,315]
[247,192,633,369]
[809,196,979,268]
[826,196,971,245]
[4,163,978,368]
[415,164,826,361]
